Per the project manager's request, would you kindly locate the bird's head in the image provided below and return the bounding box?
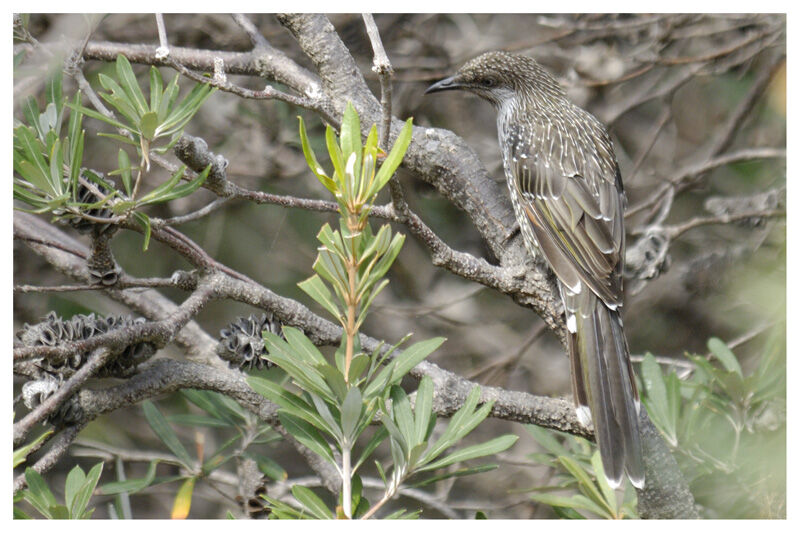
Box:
[425,51,565,107]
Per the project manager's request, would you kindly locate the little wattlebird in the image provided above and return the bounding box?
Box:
[426,51,644,488]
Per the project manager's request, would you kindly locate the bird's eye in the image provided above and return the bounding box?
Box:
[481,78,496,87]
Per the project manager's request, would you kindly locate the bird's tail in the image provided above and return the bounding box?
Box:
[563,287,645,489]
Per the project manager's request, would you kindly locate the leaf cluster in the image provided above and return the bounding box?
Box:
[15,463,103,519]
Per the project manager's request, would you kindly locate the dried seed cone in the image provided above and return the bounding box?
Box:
[216,313,283,371]
[16,311,155,377]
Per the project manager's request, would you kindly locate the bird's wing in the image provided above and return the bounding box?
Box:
[507,121,625,307]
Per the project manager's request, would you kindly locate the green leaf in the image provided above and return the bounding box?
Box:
[414,376,435,445]
[422,386,488,463]
[325,125,345,185]
[307,393,344,442]
[341,386,363,442]
[100,460,159,495]
[298,117,336,194]
[314,362,349,402]
[147,164,210,204]
[142,401,194,468]
[261,332,336,401]
[64,465,86,515]
[348,353,370,383]
[279,412,336,465]
[339,102,362,170]
[525,425,573,458]
[139,111,159,141]
[390,386,416,451]
[67,102,130,132]
[529,492,609,518]
[353,426,388,473]
[365,233,405,290]
[97,132,138,146]
[71,463,103,519]
[48,137,64,196]
[23,97,44,140]
[115,54,149,116]
[149,67,163,112]
[253,455,288,482]
[13,430,53,467]
[640,353,672,439]
[180,389,242,426]
[167,413,230,428]
[156,72,178,121]
[298,275,342,320]
[291,485,333,519]
[418,434,517,472]
[410,463,498,488]
[159,81,215,135]
[707,337,743,378]
[247,376,334,435]
[130,211,151,251]
[371,117,413,194]
[117,148,132,196]
[46,72,63,117]
[136,165,185,204]
[557,455,608,513]
[282,327,327,366]
[98,73,141,125]
[69,130,85,198]
[391,337,445,382]
[23,467,58,518]
[15,125,55,195]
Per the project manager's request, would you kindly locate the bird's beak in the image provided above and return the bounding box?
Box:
[425,75,464,94]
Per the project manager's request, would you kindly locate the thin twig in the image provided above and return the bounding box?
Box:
[154,14,169,58]
[665,208,785,240]
[362,13,409,217]
[157,197,231,226]
[231,14,269,49]
[165,55,315,109]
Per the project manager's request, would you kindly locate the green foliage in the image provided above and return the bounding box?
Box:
[93,391,283,518]
[13,430,53,468]
[16,463,103,519]
[640,331,786,518]
[247,103,516,519]
[14,75,86,215]
[13,56,214,250]
[525,329,785,519]
[70,55,216,160]
[525,426,638,519]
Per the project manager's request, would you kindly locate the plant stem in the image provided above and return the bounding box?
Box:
[342,447,352,518]
[343,212,361,382]
[360,481,398,520]
[344,256,357,381]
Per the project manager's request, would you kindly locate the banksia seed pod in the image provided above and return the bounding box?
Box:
[87,232,121,286]
[15,312,155,378]
[68,174,114,235]
[21,376,84,426]
[216,313,283,371]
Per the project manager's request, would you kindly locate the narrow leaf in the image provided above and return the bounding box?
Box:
[291,485,333,519]
[170,477,196,519]
[707,337,743,378]
[419,435,518,472]
[142,401,194,468]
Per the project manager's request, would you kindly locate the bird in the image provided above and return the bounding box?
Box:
[426,51,644,489]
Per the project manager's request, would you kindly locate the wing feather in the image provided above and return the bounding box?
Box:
[507,121,624,307]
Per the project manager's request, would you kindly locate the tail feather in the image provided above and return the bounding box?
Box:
[564,287,644,488]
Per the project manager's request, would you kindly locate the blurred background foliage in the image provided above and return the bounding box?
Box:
[14,14,784,518]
